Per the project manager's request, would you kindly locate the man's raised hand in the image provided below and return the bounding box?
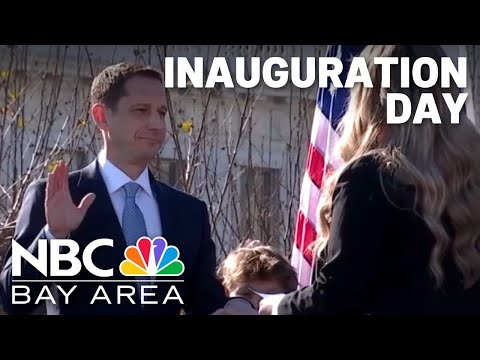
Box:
[45,162,95,239]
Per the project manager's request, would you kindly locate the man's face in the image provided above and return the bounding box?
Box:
[229,278,288,310]
[101,75,167,164]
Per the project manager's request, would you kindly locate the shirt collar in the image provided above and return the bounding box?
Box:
[97,149,153,197]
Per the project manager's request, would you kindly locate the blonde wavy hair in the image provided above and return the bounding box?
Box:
[314,45,480,290]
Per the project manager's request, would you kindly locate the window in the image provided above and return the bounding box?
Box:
[66,149,89,171]
[156,158,185,189]
[239,166,281,246]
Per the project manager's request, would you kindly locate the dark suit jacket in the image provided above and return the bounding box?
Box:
[278,154,480,315]
[0,160,229,315]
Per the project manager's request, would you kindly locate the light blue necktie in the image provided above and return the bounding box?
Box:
[122,182,148,246]
[122,182,151,295]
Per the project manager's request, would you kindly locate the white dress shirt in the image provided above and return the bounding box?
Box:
[95,149,162,238]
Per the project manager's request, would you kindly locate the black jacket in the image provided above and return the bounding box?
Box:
[278,154,480,315]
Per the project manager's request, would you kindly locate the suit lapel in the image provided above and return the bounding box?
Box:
[149,172,178,248]
[150,173,172,240]
[147,173,185,310]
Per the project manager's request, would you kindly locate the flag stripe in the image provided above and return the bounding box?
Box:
[290,245,313,287]
[294,211,316,264]
[299,171,320,227]
[311,108,341,169]
[306,141,327,189]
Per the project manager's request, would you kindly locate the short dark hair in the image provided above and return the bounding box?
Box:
[90,62,164,110]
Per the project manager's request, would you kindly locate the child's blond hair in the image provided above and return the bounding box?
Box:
[217,240,298,293]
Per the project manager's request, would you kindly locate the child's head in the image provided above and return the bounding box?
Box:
[217,240,298,309]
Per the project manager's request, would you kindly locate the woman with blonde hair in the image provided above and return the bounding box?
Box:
[260,45,480,315]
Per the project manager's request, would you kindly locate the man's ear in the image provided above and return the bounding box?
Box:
[91,103,109,131]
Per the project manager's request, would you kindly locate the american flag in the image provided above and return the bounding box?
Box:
[291,45,367,287]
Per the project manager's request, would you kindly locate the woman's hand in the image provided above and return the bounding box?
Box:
[258,294,286,315]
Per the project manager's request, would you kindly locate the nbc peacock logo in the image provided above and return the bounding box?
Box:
[119,236,185,277]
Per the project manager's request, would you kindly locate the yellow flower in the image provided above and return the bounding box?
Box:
[17,118,27,129]
[178,119,193,133]
[9,90,20,101]
[78,118,88,126]
[47,160,62,172]
[0,70,9,79]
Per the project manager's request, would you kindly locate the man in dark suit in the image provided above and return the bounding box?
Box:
[0,62,249,315]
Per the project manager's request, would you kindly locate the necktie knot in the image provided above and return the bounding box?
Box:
[123,182,141,200]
